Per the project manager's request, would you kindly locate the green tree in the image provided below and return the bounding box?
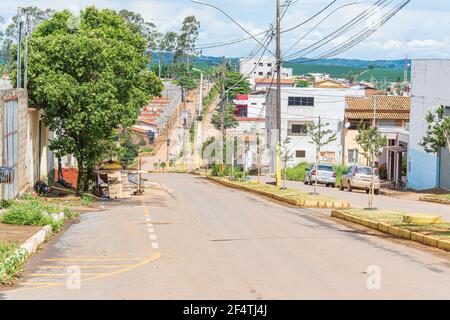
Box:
[281,137,294,189]
[25,7,163,194]
[1,7,54,70]
[176,16,200,69]
[355,124,387,208]
[294,79,309,88]
[177,75,197,91]
[224,71,251,99]
[118,9,160,57]
[420,105,450,153]
[211,103,239,167]
[307,120,337,193]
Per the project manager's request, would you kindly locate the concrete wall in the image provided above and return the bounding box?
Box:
[266,87,365,170]
[240,56,293,80]
[408,60,450,191]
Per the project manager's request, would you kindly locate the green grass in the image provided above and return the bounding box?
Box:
[343,209,450,239]
[0,240,24,286]
[435,194,450,200]
[0,195,75,232]
[222,178,339,202]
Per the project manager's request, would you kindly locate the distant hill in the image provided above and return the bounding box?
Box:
[287,58,409,69]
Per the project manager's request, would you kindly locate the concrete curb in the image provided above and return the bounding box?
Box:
[331,209,450,253]
[419,196,450,205]
[207,176,351,209]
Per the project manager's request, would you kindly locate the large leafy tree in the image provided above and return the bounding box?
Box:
[224,71,251,99]
[420,105,450,153]
[26,7,163,193]
[118,9,160,58]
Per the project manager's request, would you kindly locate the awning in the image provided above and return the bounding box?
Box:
[385,146,407,153]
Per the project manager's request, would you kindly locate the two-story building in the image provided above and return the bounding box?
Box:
[265,87,365,170]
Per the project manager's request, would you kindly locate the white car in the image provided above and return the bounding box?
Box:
[304,164,336,187]
[340,165,380,194]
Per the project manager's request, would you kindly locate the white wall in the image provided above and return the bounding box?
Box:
[266,87,365,170]
[408,60,450,190]
[240,56,292,80]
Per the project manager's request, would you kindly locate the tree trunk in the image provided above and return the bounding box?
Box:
[57,157,63,181]
[76,160,84,196]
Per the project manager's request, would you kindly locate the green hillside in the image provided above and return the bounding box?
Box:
[283,63,406,82]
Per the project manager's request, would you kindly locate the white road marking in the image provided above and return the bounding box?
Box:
[149,234,157,240]
[148,228,154,233]
[146,217,152,222]
[152,242,159,249]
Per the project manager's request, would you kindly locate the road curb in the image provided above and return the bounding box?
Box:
[207,176,351,209]
[331,209,450,253]
[419,195,450,205]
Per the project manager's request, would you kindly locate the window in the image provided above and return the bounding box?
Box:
[258,72,263,76]
[296,150,306,158]
[267,63,272,67]
[267,72,272,76]
[259,62,264,66]
[348,149,359,164]
[289,124,308,136]
[288,96,314,106]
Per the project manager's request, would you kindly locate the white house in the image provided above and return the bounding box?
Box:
[265,87,365,170]
[240,56,293,86]
[408,59,450,191]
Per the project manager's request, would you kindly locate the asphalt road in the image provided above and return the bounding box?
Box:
[2,174,450,299]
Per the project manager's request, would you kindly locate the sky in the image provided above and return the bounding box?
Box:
[1,0,450,60]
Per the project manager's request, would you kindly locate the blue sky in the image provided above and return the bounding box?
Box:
[1,0,450,60]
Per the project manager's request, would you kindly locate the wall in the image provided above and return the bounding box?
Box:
[408,60,450,191]
[266,87,365,170]
[240,56,293,80]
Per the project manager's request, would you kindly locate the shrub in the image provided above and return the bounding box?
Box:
[332,165,349,187]
[0,199,12,209]
[0,241,25,285]
[284,162,311,181]
[1,197,60,227]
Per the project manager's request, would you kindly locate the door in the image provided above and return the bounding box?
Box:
[2,98,19,200]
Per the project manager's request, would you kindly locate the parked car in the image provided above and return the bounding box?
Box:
[304,164,336,187]
[340,165,380,194]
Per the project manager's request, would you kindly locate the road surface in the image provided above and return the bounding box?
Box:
[2,174,450,299]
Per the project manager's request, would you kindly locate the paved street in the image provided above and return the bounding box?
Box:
[254,176,450,221]
[2,174,450,300]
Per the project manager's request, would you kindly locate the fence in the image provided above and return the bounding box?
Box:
[2,98,19,200]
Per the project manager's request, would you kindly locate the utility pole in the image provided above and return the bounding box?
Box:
[220,57,226,172]
[16,7,23,89]
[192,68,203,170]
[275,0,282,188]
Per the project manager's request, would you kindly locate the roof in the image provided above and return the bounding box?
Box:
[345,96,410,120]
[254,78,293,85]
[314,79,349,88]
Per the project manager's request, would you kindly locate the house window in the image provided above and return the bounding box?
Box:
[259,62,264,66]
[288,96,314,106]
[267,63,272,67]
[288,124,308,136]
[267,72,272,76]
[258,72,263,76]
[348,149,359,164]
[296,150,306,158]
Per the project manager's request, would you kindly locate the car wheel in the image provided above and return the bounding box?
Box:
[304,177,309,185]
[366,189,370,194]
[374,189,379,195]
[347,183,352,192]
[325,183,329,187]
[331,184,335,188]
[339,184,344,191]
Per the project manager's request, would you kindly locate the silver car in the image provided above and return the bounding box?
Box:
[340,165,380,194]
[304,164,336,187]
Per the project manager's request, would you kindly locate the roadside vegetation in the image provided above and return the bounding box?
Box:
[0,194,77,232]
[342,209,450,240]
[0,241,24,286]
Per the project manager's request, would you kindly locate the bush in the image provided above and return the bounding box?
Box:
[0,241,25,285]
[284,162,311,181]
[0,197,60,227]
[333,165,349,187]
[0,199,12,209]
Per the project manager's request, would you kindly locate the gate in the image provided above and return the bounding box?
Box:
[440,148,450,190]
[2,98,19,200]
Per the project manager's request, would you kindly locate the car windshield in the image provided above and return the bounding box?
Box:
[318,165,333,172]
[357,167,373,174]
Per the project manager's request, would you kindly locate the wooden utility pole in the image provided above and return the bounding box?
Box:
[275,0,282,187]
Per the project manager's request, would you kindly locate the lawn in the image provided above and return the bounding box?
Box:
[223,178,339,202]
[343,209,450,240]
